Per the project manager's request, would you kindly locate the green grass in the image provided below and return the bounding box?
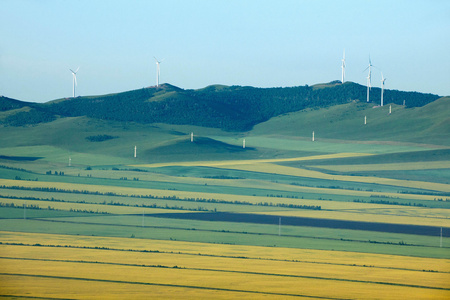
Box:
[0,207,96,219]
[342,169,450,185]
[250,99,450,146]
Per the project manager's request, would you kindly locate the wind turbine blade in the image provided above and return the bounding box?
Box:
[75,67,79,73]
[69,69,75,73]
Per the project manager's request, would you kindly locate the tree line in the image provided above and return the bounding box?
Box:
[0,186,320,210]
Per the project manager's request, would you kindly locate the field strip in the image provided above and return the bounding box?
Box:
[0,272,344,300]
[3,242,450,283]
[1,256,448,292]
[1,273,448,300]
[207,163,450,193]
[251,210,450,227]
[1,231,449,272]
[149,211,450,236]
[131,152,373,168]
[0,198,188,215]
[3,192,449,224]
[0,178,444,203]
[1,180,449,227]
[2,243,449,276]
[0,275,264,300]
[312,161,450,172]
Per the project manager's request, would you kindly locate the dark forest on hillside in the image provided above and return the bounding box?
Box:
[1,82,440,130]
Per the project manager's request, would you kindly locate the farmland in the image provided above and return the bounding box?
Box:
[0,98,449,298]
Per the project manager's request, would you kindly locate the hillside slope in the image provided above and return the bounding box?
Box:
[0,82,441,131]
[251,97,449,145]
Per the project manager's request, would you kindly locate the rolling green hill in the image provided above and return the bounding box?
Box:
[250,96,449,145]
[0,82,441,131]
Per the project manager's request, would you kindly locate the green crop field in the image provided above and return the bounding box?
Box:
[0,99,449,299]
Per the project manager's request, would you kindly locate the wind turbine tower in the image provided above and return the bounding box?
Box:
[364,58,372,102]
[70,67,79,97]
[381,72,386,107]
[154,57,163,87]
[341,49,346,84]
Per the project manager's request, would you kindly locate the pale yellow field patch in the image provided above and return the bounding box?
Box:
[132,152,373,168]
[210,163,450,193]
[130,151,450,192]
[313,160,450,172]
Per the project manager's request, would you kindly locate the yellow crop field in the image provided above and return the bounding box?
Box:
[0,255,448,300]
[0,275,229,300]
[1,244,448,289]
[0,232,449,299]
[1,231,448,273]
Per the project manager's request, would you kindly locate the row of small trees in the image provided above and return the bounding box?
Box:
[0,185,321,211]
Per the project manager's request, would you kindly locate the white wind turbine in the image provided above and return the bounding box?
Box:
[341,49,346,84]
[69,67,79,97]
[154,57,164,87]
[363,57,373,102]
[380,72,386,107]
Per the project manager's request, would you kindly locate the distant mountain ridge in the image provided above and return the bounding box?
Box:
[0,81,441,131]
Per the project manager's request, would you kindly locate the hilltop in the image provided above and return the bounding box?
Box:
[0,81,441,131]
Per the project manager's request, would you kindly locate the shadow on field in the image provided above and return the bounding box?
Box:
[147,212,449,237]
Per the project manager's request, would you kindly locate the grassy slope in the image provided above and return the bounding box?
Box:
[250,97,450,146]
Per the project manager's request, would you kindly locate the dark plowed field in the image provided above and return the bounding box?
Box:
[148,212,449,237]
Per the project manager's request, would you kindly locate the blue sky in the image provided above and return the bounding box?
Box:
[1,0,449,102]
